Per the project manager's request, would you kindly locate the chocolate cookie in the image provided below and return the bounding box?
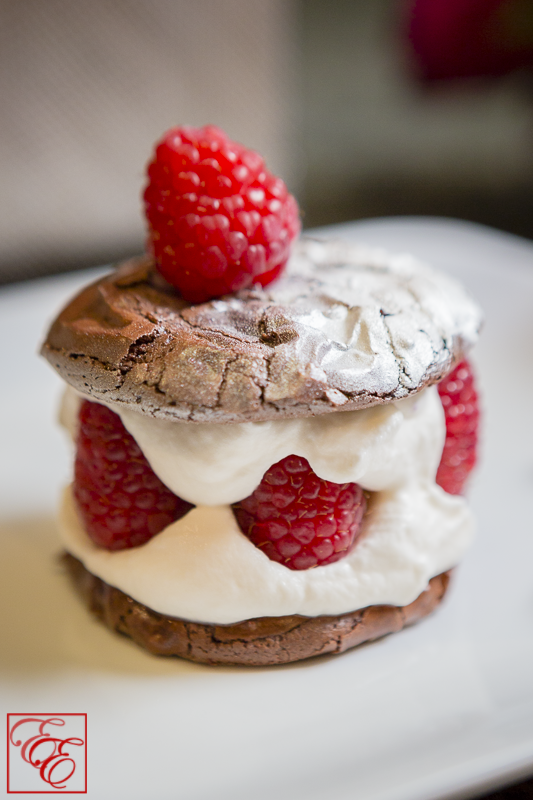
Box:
[42,239,481,424]
[63,553,452,666]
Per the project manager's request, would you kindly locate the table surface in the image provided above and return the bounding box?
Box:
[1,217,533,800]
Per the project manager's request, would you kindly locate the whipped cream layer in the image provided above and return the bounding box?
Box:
[59,385,475,623]
[60,483,472,623]
[114,386,445,504]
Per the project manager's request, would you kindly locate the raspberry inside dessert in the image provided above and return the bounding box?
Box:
[72,361,478,561]
[74,400,192,550]
[233,455,367,570]
[436,359,480,495]
[143,124,300,302]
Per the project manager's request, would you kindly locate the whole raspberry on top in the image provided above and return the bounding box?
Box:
[436,359,480,495]
[143,125,300,302]
[74,400,192,550]
[233,455,367,570]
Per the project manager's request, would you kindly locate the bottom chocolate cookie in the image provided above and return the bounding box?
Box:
[62,553,452,666]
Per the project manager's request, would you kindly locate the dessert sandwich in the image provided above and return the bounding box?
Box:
[41,126,482,666]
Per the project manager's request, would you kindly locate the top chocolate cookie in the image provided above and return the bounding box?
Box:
[42,238,482,423]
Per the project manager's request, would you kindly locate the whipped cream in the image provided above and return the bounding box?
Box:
[58,385,475,624]
[114,388,444,504]
[60,482,472,623]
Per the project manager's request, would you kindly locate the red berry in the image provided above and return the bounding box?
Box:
[436,359,480,495]
[233,455,367,570]
[143,125,300,302]
[74,400,192,550]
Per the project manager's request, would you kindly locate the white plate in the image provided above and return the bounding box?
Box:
[1,218,532,800]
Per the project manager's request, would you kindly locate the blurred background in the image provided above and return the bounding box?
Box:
[2,4,533,798]
[2,0,533,285]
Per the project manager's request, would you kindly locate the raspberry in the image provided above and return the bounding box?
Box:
[436,359,480,495]
[143,124,300,302]
[74,400,192,550]
[233,455,367,570]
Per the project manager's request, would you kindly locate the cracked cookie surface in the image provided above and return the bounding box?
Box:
[42,238,482,423]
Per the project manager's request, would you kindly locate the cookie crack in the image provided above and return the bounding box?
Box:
[177,315,259,347]
[258,349,279,409]
[119,330,162,376]
[215,355,240,409]
[58,350,125,393]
